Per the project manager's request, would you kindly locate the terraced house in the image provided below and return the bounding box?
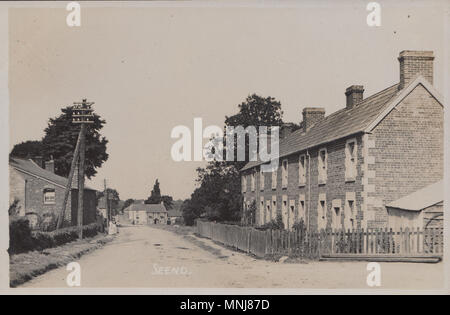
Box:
[241,51,443,231]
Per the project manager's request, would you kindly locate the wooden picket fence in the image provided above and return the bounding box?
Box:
[322,227,444,256]
[196,221,443,260]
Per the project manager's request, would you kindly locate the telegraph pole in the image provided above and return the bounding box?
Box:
[104,178,110,228]
[57,134,81,229]
[72,99,94,239]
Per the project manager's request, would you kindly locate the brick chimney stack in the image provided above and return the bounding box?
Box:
[398,50,434,90]
[45,159,55,173]
[345,85,364,109]
[302,108,325,132]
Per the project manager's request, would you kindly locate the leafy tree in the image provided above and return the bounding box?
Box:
[97,188,120,215]
[243,200,257,226]
[41,106,108,179]
[224,94,284,169]
[161,195,174,210]
[10,141,44,159]
[182,94,285,225]
[145,179,162,204]
[122,198,135,211]
[145,179,174,210]
[181,198,200,226]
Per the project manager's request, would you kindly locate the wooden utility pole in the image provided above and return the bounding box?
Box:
[77,123,87,238]
[57,132,82,229]
[57,99,94,230]
[104,178,110,227]
[72,99,95,239]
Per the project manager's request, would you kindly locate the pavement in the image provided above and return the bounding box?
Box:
[20,224,445,289]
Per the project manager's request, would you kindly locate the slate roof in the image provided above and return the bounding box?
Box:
[9,157,96,191]
[241,83,401,171]
[168,209,182,217]
[125,203,167,213]
[386,180,443,211]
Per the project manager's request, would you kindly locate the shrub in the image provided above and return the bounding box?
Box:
[256,214,285,231]
[37,212,58,232]
[9,221,103,255]
[9,218,35,254]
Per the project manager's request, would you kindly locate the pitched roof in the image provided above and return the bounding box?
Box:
[386,180,443,211]
[9,157,96,191]
[242,76,444,171]
[125,203,167,213]
[168,209,182,217]
[242,83,400,171]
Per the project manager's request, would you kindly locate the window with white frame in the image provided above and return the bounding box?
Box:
[282,195,288,228]
[345,139,357,181]
[318,195,327,230]
[298,154,306,186]
[332,199,342,230]
[242,175,247,193]
[344,199,356,230]
[271,168,277,190]
[282,159,288,188]
[260,197,265,225]
[43,188,56,205]
[318,148,327,185]
[251,172,256,192]
[260,167,265,191]
[272,196,277,220]
[298,194,305,223]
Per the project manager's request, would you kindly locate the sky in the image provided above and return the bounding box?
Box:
[8,0,447,200]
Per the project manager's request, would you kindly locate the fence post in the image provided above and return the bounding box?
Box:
[431,228,435,254]
[247,228,251,254]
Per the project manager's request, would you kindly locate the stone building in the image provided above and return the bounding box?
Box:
[9,157,98,228]
[125,202,168,225]
[241,51,443,231]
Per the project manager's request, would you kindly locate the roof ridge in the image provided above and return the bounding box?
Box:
[241,82,403,171]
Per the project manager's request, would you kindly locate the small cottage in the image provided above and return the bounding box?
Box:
[9,157,97,229]
[125,202,168,225]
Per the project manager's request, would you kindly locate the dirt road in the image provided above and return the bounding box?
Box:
[21,225,445,289]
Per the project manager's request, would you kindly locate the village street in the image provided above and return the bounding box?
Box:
[21,225,444,290]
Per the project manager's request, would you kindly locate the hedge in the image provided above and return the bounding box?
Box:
[9,218,103,255]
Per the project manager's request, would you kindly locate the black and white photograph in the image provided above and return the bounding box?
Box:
[0,0,448,298]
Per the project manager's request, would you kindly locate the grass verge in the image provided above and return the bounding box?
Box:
[10,234,114,287]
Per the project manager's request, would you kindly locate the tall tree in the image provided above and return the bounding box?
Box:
[145,179,174,210]
[41,106,109,179]
[182,94,285,225]
[97,188,120,216]
[122,198,135,211]
[161,195,174,210]
[10,141,44,159]
[145,179,162,204]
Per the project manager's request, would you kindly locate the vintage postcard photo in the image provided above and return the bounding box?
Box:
[0,0,448,297]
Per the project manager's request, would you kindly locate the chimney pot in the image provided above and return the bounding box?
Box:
[345,85,364,109]
[45,159,55,173]
[302,107,325,132]
[398,50,434,89]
